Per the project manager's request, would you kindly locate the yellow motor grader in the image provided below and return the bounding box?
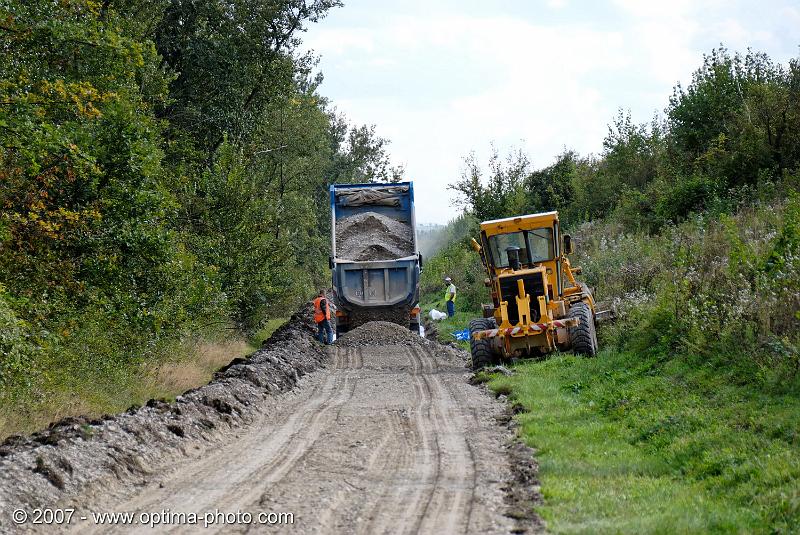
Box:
[468,211,599,370]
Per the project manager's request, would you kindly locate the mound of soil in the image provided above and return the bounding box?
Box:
[336,321,466,362]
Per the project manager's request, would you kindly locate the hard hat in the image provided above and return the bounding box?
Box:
[444,277,451,282]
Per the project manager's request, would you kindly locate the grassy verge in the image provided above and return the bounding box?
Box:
[249,317,289,350]
[420,300,473,350]
[489,350,800,534]
[0,335,256,440]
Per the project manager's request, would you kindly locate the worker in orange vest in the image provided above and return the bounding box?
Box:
[313,289,334,345]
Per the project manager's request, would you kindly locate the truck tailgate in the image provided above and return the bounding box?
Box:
[334,258,418,307]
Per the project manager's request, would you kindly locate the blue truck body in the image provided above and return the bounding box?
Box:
[330,182,421,332]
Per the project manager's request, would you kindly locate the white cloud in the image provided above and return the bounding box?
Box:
[710,18,774,49]
[306,14,630,222]
[783,6,800,25]
[304,28,375,56]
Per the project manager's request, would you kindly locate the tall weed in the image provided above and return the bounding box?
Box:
[575,198,800,389]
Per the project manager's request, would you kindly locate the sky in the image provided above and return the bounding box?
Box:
[301,0,800,224]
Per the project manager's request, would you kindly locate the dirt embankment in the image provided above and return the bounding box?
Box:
[0,308,326,530]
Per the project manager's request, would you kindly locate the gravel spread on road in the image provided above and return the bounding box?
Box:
[336,321,467,361]
[335,211,414,261]
[337,321,422,347]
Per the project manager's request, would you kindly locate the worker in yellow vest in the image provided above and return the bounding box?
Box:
[444,277,456,317]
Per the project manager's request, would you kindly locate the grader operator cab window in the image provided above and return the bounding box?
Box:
[488,228,554,268]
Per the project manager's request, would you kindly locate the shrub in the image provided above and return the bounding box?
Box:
[420,238,485,313]
[0,287,37,403]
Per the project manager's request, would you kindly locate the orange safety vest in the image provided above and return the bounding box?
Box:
[313,296,331,323]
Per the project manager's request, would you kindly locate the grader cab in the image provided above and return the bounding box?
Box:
[468,211,598,370]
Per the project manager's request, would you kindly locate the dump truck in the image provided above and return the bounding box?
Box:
[330,182,422,334]
[468,211,598,369]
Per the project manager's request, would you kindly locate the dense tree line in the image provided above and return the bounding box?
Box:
[452,48,800,231]
[0,0,400,409]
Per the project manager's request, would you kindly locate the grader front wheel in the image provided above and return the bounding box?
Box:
[567,302,598,356]
[469,318,497,370]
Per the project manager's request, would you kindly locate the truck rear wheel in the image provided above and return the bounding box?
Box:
[469,318,497,371]
[567,302,598,356]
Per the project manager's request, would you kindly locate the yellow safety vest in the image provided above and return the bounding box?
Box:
[445,284,457,302]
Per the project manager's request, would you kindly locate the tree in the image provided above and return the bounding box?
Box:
[667,48,800,188]
[523,151,578,218]
[154,0,341,156]
[449,147,530,222]
[325,117,404,184]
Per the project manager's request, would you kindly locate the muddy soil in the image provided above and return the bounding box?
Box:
[0,320,541,534]
[335,211,413,261]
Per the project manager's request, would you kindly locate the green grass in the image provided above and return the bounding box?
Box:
[490,350,800,534]
[249,317,289,350]
[420,300,473,349]
[0,335,256,440]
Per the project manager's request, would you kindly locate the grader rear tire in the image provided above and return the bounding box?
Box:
[469,318,497,371]
[567,302,598,356]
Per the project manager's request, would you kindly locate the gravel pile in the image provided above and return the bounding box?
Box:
[337,321,467,362]
[335,211,413,261]
[337,321,421,347]
[349,307,412,329]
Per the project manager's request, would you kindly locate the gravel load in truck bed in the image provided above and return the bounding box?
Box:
[348,307,413,329]
[335,211,414,261]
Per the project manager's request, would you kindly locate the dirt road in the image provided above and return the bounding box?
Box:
[57,330,518,534]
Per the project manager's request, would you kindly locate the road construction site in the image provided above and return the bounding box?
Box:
[0,316,540,534]
[0,183,550,534]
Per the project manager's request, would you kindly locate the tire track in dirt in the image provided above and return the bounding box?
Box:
[238,347,380,535]
[75,348,354,534]
[210,347,365,533]
[406,345,443,534]
[211,380,357,523]
[318,409,408,535]
[360,345,440,534]
[413,344,477,535]
[247,346,387,534]
[357,344,479,534]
